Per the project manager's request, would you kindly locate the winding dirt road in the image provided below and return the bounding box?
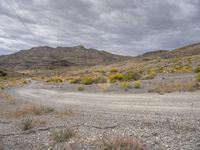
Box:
[9,82,200,113]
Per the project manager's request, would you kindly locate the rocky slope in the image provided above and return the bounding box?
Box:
[0,45,130,69]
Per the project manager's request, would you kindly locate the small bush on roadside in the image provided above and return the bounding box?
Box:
[46,77,63,83]
[145,70,157,80]
[194,66,200,73]
[134,80,141,89]
[81,77,95,85]
[108,73,124,83]
[20,117,34,131]
[98,83,111,92]
[70,77,81,84]
[123,72,141,81]
[51,127,75,143]
[77,86,84,91]
[16,104,54,117]
[101,135,144,150]
[120,82,132,91]
[196,73,200,82]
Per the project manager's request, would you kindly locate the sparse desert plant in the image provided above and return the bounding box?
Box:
[123,72,141,81]
[120,82,132,91]
[0,70,7,77]
[96,76,107,83]
[70,77,81,84]
[80,77,95,85]
[50,127,75,143]
[108,73,124,83]
[110,68,118,74]
[77,86,84,91]
[15,104,54,117]
[20,117,34,131]
[148,80,199,93]
[101,135,144,150]
[98,83,111,92]
[194,66,200,73]
[134,80,141,89]
[46,77,63,83]
[196,73,200,82]
[145,70,157,80]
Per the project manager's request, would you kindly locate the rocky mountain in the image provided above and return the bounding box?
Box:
[0,43,200,70]
[0,45,130,69]
[138,43,200,60]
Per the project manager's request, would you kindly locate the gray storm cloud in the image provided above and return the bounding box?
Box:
[0,0,200,55]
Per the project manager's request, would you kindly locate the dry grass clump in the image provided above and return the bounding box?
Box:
[20,117,34,131]
[19,117,46,131]
[15,104,54,117]
[148,80,199,93]
[50,127,76,143]
[98,83,111,92]
[120,82,132,91]
[134,80,141,89]
[77,86,84,91]
[101,135,144,150]
[0,92,15,104]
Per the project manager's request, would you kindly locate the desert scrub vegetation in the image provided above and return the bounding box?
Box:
[101,135,144,150]
[98,83,111,92]
[77,86,84,91]
[108,73,124,83]
[194,66,200,73]
[46,77,63,83]
[120,82,132,91]
[144,69,157,80]
[50,127,76,143]
[15,104,54,117]
[110,68,118,74]
[148,80,199,93]
[196,73,200,82]
[19,117,34,131]
[134,80,141,89]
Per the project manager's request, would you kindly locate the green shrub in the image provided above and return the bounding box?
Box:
[194,66,200,73]
[134,80,141,89]
[46,77,63,83]
[145,70,157,80]
[120,82,132,91]
[96,76,107,83]
[108,73,124,83]
[70,78,81,84]
[81,77,94,85]
[110,68,118,74]
[196,73,200,82]
[123,72,141,81]
[0,71,7,77]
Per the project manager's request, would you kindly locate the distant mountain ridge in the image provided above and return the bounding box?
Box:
[0,45,130,69]
[138,43,200,60]
[0,43,200,70]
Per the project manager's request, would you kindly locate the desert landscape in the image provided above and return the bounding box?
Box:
[1,0,200,150]
[0,43,200,150]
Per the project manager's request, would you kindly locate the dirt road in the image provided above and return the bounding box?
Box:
[4,82,200,150]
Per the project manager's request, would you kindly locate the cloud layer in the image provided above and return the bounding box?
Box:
[0,0,200,55]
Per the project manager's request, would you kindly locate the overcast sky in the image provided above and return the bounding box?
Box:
[0,0,200,56]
